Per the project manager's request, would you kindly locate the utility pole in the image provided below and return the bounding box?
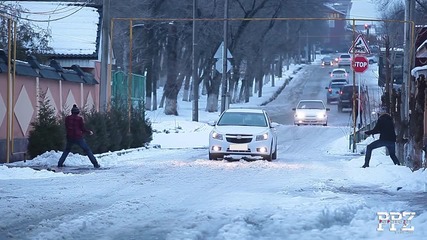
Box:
[192,0,198,121]
[100,0,110,112]
[220,0,229,113]
[401,0,415,162]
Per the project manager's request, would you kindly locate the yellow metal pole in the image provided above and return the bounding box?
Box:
[352,19,357,153]
[11,20,17,154]
[107,18,114,112]
[128,20,133,133]
[6,19,12,163]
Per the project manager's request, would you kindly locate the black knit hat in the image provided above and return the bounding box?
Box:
[71,104,80,114]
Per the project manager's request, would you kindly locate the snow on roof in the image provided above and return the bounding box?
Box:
[416,39,427,53]
[6,1,100,56]
[411,65,427,78]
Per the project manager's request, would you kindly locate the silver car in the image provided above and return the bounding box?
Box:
[293,100,330,126]
[337,53,352,67]
[209,108,278,161]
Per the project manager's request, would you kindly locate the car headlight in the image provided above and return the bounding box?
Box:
[211,131,223,140]
[256,133,269,141]
[317,112,327,119]
[295,112,305,118]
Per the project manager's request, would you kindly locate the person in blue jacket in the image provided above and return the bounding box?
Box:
[362,111,400,168]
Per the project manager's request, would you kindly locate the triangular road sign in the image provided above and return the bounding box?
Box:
[214,42,233,59]
[348,34,371,54]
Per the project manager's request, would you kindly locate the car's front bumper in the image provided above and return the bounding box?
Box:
[209,137,273,158]
[294,116,327,125]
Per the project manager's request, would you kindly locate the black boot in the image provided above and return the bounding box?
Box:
[362,164,369,168]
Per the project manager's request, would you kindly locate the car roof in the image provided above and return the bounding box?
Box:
[341,84,359,89]
[332,68,347,72]
[298,99,324,103]
[224,108,265,114]
[330,82,346,86]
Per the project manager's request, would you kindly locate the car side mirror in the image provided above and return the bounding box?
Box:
[292,107,296,111]
[270,122,279,128]
[208,120,217,126]
[326,108,330,111]
[325,87,329,89]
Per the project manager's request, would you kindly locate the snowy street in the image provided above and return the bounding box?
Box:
[1,59,427,240]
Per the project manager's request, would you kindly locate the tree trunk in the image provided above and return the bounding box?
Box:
[204,65,221,112]
[145,61,153,111]
[182,74,191,101]
[206,93,219,113]
[164,97,178,116]
[163,24,179,115]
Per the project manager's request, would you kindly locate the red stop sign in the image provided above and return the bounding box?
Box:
[352,55,369,73]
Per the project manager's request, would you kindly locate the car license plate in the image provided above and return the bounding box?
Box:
[230,144,248,151]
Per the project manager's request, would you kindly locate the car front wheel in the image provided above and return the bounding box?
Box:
[209,152,221,160]
[272,144,277,160]
[264,144,273,161]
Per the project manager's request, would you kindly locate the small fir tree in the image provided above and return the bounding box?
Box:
[27,94,64,159]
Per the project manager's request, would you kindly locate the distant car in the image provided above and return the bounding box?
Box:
[366,54,378,64]
[321,56,333,66]
[325,83,346,104]
[338,84,359,112]
[292,100,330,126]
[337,53,352,67]
[209,108,278,161]
[330,68,348,79]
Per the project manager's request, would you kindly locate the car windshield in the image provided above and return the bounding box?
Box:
[340,54,351,59]
[330,84,344,90]
[217,112,268,127]
[297,101,325,109]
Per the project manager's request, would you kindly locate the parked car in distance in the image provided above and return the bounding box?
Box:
[366,54,378,64]
[209,108,278,161]
[330,68,348,79]
[292,100,330,126]
[321,56,334,66]
[337,53,352,67]
[330,78,348,85]
[325,83,345,104]
[338,84,359,112]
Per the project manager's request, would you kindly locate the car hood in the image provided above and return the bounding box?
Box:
[213,125,268,135]
[295,109,326,114]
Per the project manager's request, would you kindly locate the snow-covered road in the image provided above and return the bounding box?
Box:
[1,62,426,240]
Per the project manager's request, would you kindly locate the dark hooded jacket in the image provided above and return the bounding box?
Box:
[365,113,396,142]
[65,105,91,140]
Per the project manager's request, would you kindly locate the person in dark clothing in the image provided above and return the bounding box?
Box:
[362,112,400,168]
[57,104,100,168]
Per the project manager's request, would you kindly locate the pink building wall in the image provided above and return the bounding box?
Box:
[0,73,99,163]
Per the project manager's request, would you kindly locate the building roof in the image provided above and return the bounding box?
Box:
[0,49,98,84]
[4,1,101,58]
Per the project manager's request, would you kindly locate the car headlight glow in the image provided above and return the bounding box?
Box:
[256,133,269,141]
[317,112,326,119]
[212,131,223,140]
[295,112,305,119]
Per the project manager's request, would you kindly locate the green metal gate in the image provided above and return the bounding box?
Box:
[112,70,146,107]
